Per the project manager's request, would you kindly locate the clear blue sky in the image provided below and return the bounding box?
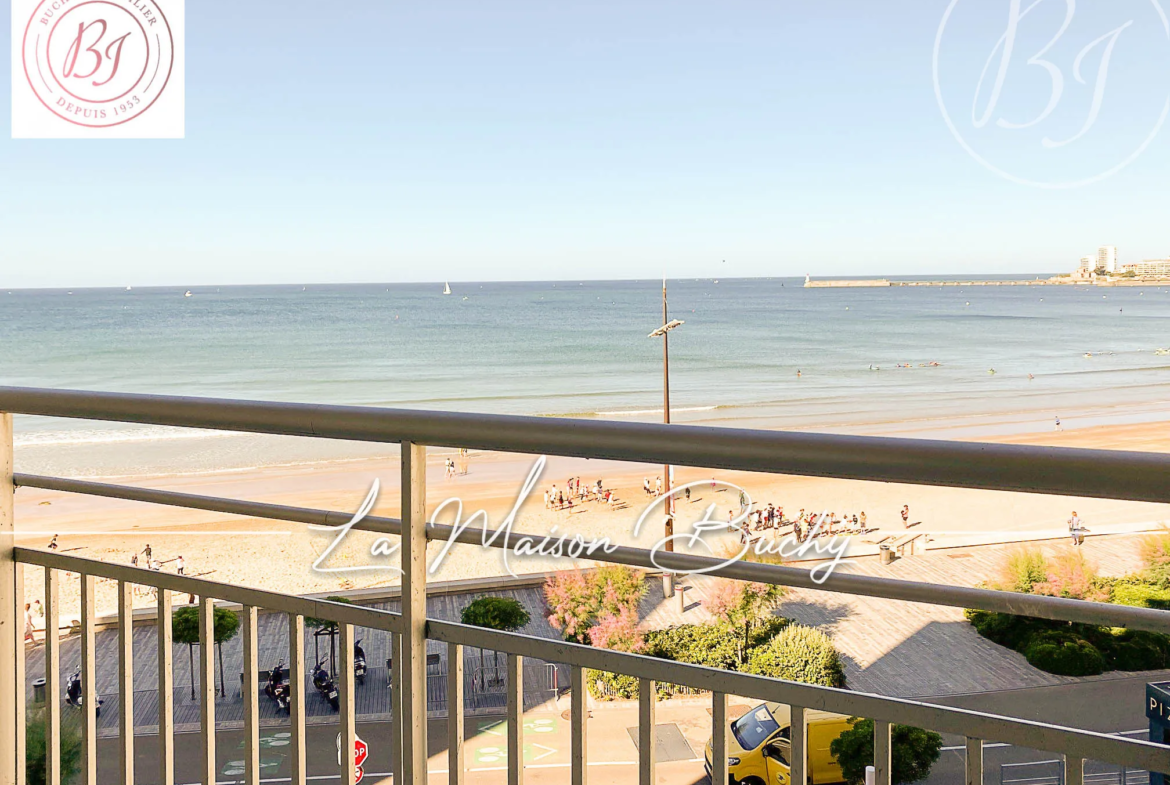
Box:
[2,0,1169,287]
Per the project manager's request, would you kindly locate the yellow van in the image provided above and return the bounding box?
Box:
[704,702,853,785]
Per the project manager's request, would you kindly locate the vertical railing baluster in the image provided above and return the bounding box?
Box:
[1,412,20,785]
[45,569,60,785]
[289,614,307,785]
[448,642,464,785]
[874,720,892,785]
[571,665,587,785]
[638,679,655,785]
[157,585,173,785]
[391,632,403,785]
[199,596,216,785]
[1065,756,1084,785]
[401,442,429,785]
[242,605,259,785]
[791,705,807,785]
[712,692,727,785]
[118,580,134,785]
[14,561,25,785]
[965,738,983,785]
[508,653,524,785]
[339,622,356,785]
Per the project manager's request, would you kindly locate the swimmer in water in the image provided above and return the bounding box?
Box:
[988,368,997,375]
[796,370,802,378]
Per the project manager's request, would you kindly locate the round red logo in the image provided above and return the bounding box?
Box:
[22,0,174,128]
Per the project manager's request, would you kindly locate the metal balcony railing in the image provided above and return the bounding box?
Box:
[1,386,1170,785]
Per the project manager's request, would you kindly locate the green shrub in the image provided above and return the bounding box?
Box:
[1140,529,1170,586]
[1111,583,1170,610]
[586,669,639,700]
[643,617,789,671]
[26,711,83,785]
[1023,632,1106,676]
[998,547,1049,593]
[830,718,942,785]
[1102,629,1170,671]
[964,610,1050,650]
[743,625,846,688]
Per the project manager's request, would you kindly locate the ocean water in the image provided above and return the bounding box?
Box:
[2,277,1169,476]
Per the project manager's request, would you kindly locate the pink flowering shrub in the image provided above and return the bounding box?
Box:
[1033,551,1107,602]
[544,565,646,643]
[702,578,785,664]
[544,570,596,642]
[588,606,646,653]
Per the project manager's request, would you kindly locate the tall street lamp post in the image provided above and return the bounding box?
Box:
[648,279,684,600]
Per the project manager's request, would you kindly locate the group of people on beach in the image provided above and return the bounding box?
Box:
[544,476,619,510]
[735,506,873,543]
[126,542,186,575]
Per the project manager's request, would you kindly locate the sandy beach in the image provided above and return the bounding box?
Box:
[11,414,1170,620]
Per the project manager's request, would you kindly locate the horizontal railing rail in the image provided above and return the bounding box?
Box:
[15,548,403,633]
[2,386,1170,502]
[15,472,1170,635]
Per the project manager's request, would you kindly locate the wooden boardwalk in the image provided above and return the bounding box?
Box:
[24,534,1163,735]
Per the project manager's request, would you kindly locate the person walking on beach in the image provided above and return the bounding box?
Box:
[1054,416,1062,431]
[24,603,35,643]
[684,487,691,503]
[1068,511,1083,546]
[142,543,152,562]
[860,511,867,529]
[177,555,186,575]
[48,535,58,550]
[901,505,910,528]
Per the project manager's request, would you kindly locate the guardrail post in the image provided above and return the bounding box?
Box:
[199,596,215,785]
[639,680,656,785]
[242,606,259,785]
[118,581,134,785]
[712,692,728,785]
[402,442,429,785]
[157,584,173,785]
[571,666,587,785]
[791,705,807,785]
[448,642,464,785]
[0,412,17,785]
[1065,756,1083,785]
[45,569,60,785]
[289,614,306,785]
[874,720,892,785]
[966,738,983,785]
[508,653,524,785]
[339,622,356,785]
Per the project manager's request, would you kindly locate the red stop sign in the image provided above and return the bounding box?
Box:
[353,738,369,768]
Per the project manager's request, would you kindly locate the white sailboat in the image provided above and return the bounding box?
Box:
[443,282,452,295]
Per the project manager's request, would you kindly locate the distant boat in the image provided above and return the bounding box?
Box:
[184,291,192,298]
[443,282,452,295]
[126,286,132,291]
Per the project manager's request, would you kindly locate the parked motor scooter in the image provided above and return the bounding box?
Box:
[354,639,367,685]
[312,660,340,710]
[265,661,291,713]
[65,669,103,718]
